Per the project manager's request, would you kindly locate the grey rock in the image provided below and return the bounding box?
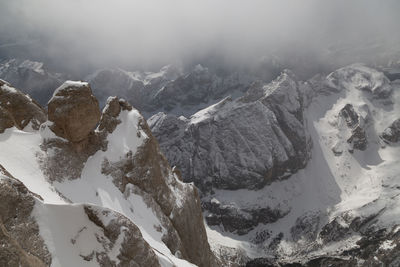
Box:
[339,104,368,151]
[204,201,287,235]
[149,70,311,193]
[381,118,400,143]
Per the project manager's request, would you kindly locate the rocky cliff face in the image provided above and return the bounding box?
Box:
[149,64,400,266]
[0,80,218,266]
[0,165,51,267]
[149,70,311,193]
[149,70,311,234]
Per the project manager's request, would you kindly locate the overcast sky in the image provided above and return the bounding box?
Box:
[0,0,399,74]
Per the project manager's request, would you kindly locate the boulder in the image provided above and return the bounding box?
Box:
[47,81,100,144]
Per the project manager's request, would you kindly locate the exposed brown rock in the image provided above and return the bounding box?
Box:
[99,98,219,267]
[98,97,122,134]
[47,81,100,147]
[84,206,161,267]
[38,91,218,266]
[38,131,105,182]
[0,79,46,133]
[0,106,14,133]
[0,164,51,267]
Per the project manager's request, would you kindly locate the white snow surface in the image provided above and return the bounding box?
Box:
[0,107,195,266]
[50,80,89,99]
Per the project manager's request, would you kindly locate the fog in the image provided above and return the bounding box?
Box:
[1,0,399,76]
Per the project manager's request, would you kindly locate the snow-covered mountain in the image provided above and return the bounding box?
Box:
[86,64,261,118]
[149,64,400,266]
[0,59,268,118]
[0,59,67,106]
[0,79,218,266]
[1,60,400,266]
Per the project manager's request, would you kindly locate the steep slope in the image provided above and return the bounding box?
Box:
[150,64,400,265]
[149,70,311,235]
[0,166,160,267]
[0,80,218,266]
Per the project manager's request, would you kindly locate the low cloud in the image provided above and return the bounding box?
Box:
[0,0,399,76]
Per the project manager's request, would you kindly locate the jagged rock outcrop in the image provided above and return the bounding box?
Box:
[37,84,219,266]
[47,81,101,147]
[204,200,288,235]
[381,118,400,143]
[0,165,51,267]
[38,81,103,181]
[99,96,219,267]
[0,164,161,267]
[0,79,46,133]
[338,104,368,151]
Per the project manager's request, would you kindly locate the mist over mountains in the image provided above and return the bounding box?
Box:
[1,0,400,77]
